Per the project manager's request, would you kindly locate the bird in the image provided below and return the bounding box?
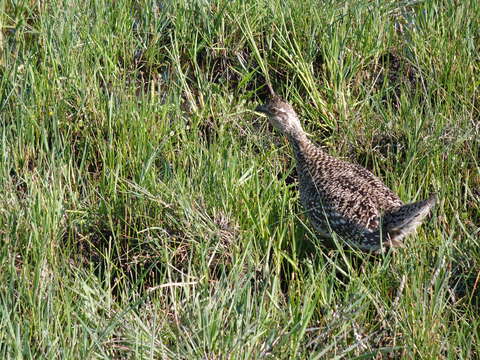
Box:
[255,95,436,253]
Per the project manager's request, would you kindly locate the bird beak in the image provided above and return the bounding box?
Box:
[255,104,268,114]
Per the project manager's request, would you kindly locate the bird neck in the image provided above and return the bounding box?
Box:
[287,132,312,158]
[287,132,326,167]
[286,126,307,144]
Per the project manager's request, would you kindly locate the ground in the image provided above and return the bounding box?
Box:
[1,0,479,358]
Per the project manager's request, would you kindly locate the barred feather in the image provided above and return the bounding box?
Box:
[256,97,436,253]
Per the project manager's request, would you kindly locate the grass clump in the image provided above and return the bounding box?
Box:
[1,0,479,358]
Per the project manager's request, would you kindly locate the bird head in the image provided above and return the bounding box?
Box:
[255,96,304,138]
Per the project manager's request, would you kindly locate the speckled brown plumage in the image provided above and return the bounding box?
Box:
[256,96,436,253]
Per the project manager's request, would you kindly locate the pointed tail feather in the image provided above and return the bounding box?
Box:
[383,193,437,242]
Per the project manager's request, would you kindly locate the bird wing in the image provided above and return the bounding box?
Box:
[306,159,403,231]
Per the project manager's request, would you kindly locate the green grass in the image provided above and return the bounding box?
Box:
[1,0,479,358]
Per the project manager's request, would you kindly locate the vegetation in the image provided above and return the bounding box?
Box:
[1,0,479,358]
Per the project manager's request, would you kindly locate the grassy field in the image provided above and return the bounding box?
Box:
[1,0,479,358]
